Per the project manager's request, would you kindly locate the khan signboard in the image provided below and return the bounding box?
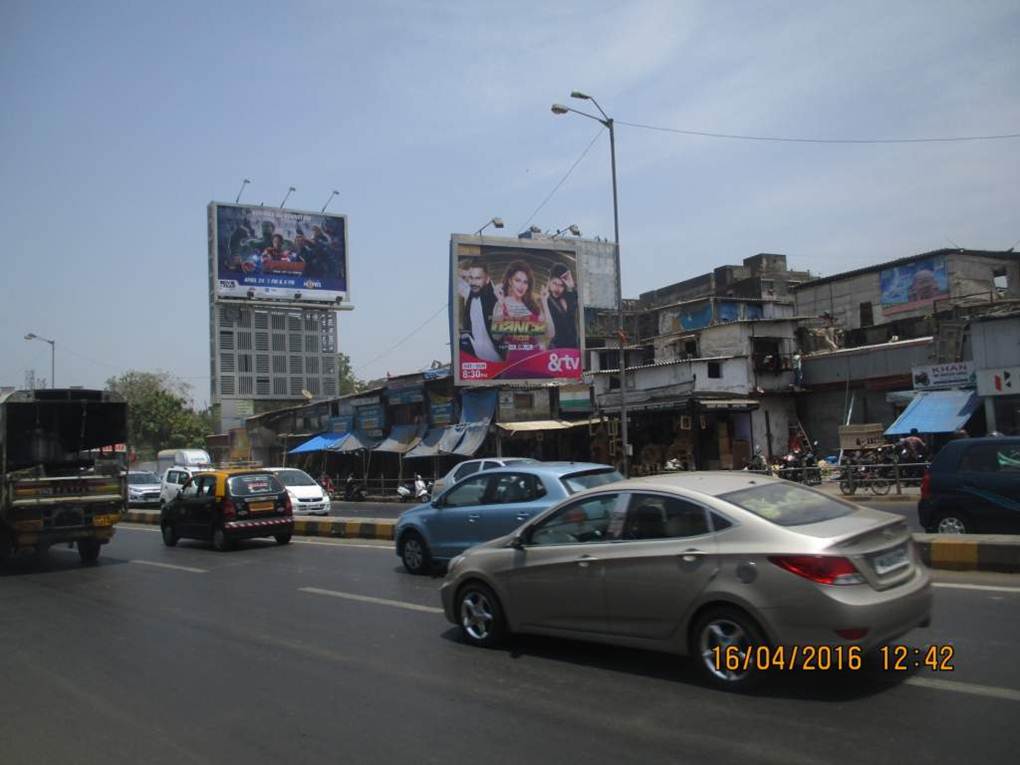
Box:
[912,361,976,390]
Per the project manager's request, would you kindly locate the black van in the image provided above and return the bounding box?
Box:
[918,437,1020,534]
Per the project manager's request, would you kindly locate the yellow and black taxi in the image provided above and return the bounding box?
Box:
[160,469,294,551]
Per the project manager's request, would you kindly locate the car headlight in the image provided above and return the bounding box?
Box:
[448,555,466,574]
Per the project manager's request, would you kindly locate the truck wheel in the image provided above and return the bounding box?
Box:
[77,539,102,565]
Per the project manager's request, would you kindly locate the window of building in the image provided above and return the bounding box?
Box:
[708,361,722,378]
[860,301,874,327]
[513,393,534,409]
[994,267,1008,293]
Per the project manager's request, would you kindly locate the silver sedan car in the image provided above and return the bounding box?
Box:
[440,472,932,691]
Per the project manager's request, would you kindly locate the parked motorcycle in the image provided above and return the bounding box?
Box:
[746,447,771,475]
[414,474,432,503]
[343,475,366,502]
[396,483,415,502]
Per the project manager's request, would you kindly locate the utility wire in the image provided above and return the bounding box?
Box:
[615,120,1020,144]
[354,301,449,374]
[520,127,604,230]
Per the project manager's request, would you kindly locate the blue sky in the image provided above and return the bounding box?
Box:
[1,0,1017,407]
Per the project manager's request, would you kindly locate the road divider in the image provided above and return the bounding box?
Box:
[121,511,1020,572]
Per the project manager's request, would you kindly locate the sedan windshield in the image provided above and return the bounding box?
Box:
[719,483,854,526]
[128,472,160,485]
[273,469,318,487]
[562,469,624,494]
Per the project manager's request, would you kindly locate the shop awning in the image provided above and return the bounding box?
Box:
[288,433,349,454]
[884,390,980,436]
[404,427,448,459]
[327,430,381,452]
[438,390,498,456]
[374,424,426,454]
[451,423,489,456]
[497,420,572,433]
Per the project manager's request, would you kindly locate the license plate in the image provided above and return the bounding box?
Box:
[250,501,274,513]
[873,544,909,575]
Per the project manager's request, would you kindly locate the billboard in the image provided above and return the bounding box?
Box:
[210,203,348,303]
[879,256,949,316]
[451,236,584,385]
[912,361,976,390]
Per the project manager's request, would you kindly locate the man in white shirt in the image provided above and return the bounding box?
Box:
[458,260,503,362]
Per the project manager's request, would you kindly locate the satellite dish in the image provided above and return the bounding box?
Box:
[301,389,314,401]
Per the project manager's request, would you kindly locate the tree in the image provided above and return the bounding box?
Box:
[337,353,365,395]
[105,371,212,458]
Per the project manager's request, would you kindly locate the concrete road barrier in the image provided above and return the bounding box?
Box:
[122,510,1020,571]
[122,510,396,541]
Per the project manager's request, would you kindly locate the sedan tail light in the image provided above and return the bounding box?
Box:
[769,555,865,585]
[282,493,293,516]
[920,471,931,500]
[222,497,237,520]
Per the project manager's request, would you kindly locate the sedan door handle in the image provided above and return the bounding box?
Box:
[680,548,705,563]
[515,513,531,521]
[576,554,599,568]
[467,513,481,522]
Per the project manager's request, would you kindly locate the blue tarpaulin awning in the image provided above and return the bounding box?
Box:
[374,424,426,454]
[884,390,980,436]
[404,427,447,459]
[289,433,349,454]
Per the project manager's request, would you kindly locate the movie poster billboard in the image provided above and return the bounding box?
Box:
[451,236,584,385]
[209,202,348,303]
[879,256,949,316]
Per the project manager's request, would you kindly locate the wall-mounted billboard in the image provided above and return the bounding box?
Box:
[880,256,949,316]
[210,203,348,303]
[451,235,584,385]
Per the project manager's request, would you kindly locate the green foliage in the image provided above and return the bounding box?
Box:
[105,371,212,458]
[337,352,366,395]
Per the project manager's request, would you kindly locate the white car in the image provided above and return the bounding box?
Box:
[160,465,206,505]
[432,457,540,496]
[126,470,163,507]
[265,468,332,516]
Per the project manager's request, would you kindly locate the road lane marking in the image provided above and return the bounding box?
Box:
[905,676,1020,702]
[298,586,443,614]
[129,560,208,574]
[293,538,391,550]
[933,582,1020,594]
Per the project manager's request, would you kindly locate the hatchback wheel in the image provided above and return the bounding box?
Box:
[457,582,507,648]
[692,607,767,692]
[400,532,431,575]
[212,527,234,552]
[936,513,968,534]
[161,523,178,547]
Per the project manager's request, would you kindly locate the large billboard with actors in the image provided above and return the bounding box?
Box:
[451,235,584,385]
[879,256,949,316]
[209,202,348,304]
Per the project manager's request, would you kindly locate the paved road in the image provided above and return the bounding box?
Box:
[1,524,1017,764]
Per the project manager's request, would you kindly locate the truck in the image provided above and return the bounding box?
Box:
[0,388,128,564]
[156,448,212,478]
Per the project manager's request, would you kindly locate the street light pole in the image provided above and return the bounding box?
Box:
[551,93,629,475]
[24,333,56,388]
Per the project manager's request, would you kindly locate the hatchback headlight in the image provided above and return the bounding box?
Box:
[448,555,466,574]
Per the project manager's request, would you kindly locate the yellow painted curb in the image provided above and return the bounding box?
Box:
[930,539,979,569]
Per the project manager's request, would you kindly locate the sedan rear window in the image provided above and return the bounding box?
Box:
[228,474,284,497]
[562,469,624,494]
[719,483,854,526]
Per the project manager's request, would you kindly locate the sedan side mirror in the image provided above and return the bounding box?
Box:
[510,533,525,549]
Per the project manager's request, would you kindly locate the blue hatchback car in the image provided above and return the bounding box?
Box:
[395,462,622,574]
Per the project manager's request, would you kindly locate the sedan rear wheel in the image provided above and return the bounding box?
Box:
[693,607,767,692]
[457,582,507,648]
[936,513,968,534]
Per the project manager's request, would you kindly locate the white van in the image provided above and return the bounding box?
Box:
[156,449,212,478]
